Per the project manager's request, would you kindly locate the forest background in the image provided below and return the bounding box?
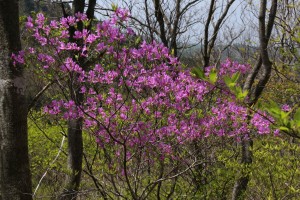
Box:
[1,0,300,199]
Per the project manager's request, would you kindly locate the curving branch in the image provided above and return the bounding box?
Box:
[203,0,236,68]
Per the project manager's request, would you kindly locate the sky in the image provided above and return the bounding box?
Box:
[92,0,262,46]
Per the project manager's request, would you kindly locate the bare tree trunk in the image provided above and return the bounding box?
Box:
[203,0,215,68]
[61,1,85,198]
[202,0,235,68]
[60,0,96,199]
[0,0,32,199]
[232,1,277,199]
[61,119,83,199]
[153,0,168,47]
[231,138,252,200]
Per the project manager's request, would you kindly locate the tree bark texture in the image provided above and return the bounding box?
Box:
[60,1,96,199]
[19,0,35,15]
[0,0,32,199]
[60,119,83,200]
[232,1,277,199]
[231,139,253,200]
[60,1,85,197]
[153,0,169,48]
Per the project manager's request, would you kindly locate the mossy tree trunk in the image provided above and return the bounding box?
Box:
[0,0,32,199]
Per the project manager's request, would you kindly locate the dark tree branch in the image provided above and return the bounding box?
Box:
[233,1,278,199]
[145,0,154,41]
[203,0,236,67]
[28,80,55,111]
[203,0,215,67]
[251,0,277,104]
[207,0,236,58]
[153,0,168,47]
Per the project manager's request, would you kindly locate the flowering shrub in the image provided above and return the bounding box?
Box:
[14,9,279,197]
[17,9,276,153]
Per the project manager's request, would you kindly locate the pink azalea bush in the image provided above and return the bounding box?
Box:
[16,9,275,173]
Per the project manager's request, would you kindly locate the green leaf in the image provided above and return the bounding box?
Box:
[279,126,290,132]
[236,89,248,100]
[191,67,205,80]
[170,48,175,55]
[266,100,281,118]
[280,110,290,120]
[294,108,300,127]
[111,3,118,11]
[231,72,240,83]
[224,74,238,88]
[135,36,141,46]
[209,69,218,84]
[224,76,232,87]
[269,99,280,110]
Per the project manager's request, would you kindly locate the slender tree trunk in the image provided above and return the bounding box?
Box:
[60,0,96,199]
[61,119,83,199]
[60,0,85,198]
[202,0,235,68]
[203,0,215,68]
[232,1,277,199]
[60,83,84,200]
[231,138,252,200]
[0,0,32,199]
[153,0,168,47]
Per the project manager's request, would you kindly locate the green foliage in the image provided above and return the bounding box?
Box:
[249,136,300,199]
[209,68,218,84]
[24,4,300,198]
[191,67,218,84]
[293,108,300,127]
[28,113,67,196]
[224,72,248,101]
[191,67,205,80]
[264,99,300,135]
[28,112,101,198]
[111,3,118,11]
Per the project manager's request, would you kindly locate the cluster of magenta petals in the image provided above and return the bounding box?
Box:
[17,9,274,158]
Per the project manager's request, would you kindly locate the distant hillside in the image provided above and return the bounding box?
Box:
[179,43,259,68]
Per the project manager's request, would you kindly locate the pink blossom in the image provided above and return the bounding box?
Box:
[18,11,276,167]
[281,104,291,112]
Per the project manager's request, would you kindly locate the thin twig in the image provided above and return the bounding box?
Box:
[33,135,66,197]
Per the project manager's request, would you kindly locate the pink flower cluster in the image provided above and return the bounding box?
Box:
[218,58,250,76]
[16,10,275,158]
[251,112,274,135]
